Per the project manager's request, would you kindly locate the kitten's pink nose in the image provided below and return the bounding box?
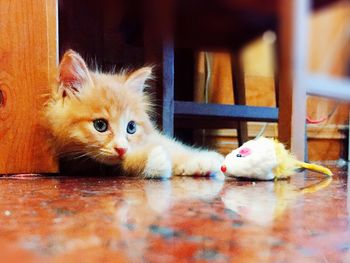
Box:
[115,147,127,157]
[221,165,227,173]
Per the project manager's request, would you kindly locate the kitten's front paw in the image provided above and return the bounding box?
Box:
[144,146,172,179]
[174,151,224,176]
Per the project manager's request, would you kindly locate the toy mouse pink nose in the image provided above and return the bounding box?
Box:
[221,165,227,173]
[115,147,127,157]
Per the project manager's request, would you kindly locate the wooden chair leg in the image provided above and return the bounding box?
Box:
[277,0,310,161]
[143,0,175,137]
[162,43,175,137]
[231,52,248,146]
[273,41,280,109]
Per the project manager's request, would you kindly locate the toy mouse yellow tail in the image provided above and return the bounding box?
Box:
[297,161,333,176]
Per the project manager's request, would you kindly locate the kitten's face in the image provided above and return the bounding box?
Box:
[45,50,154,164]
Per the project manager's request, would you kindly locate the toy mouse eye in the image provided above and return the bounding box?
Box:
[236,153,243,157]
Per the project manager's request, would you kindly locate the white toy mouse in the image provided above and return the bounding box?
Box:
[221,137,333,180]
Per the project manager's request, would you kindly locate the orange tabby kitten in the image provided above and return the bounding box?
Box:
[45,50,223,178]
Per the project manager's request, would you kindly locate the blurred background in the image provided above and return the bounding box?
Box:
[59,0,350,163]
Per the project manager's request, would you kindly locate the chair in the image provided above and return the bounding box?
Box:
[144,0,345,160]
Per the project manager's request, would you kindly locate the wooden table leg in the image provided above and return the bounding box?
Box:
[231,52,249,146]
[278,0,310,160]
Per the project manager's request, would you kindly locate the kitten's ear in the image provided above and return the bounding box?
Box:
[58,50,93,91]
[125,67,153,92]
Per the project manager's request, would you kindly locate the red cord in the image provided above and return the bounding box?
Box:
[306,116,328,124]
[306,106,338,124]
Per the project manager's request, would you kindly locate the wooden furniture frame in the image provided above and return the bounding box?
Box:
[159,0,347,161]
[279,0,350,160]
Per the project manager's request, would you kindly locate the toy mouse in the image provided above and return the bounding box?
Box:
[220,137,333,180]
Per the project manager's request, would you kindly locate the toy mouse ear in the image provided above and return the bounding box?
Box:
[125,67,153,93]
[238,147,252,157]
[58,50,93,96]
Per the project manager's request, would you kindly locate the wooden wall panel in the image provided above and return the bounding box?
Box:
[0,0,58,174]
[309,1,350,76]
[308,138,345,162]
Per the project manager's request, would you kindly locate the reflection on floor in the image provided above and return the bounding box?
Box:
[0,168,349,262]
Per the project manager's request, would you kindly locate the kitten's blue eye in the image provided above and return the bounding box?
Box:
[127,121,137,134]
[236,153,243,157]
[93,119,108,132]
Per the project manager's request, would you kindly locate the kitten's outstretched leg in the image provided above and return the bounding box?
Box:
[122,145,172,179]
[123,134,223,178]
[173,150,224,176]
[144,146,172,179]
[153,134,224,176]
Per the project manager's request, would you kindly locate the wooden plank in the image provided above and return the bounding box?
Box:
[175,118,238,129]
[174,101,278,122]
[207,123,347,139]
[0,0,58,174]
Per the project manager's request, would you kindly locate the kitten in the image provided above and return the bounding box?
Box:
[45,50,223,178]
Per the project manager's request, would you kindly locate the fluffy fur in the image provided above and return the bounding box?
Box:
[222,137,277,180]
[221,137,332,180]
[44,50,223,178]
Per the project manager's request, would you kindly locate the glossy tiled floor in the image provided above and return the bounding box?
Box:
[0,168,349,262]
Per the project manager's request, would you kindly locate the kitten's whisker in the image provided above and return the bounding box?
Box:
[99,150,115,155]
[57,150,84,157]
[92,152,107,158]
[71,152,91,160]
